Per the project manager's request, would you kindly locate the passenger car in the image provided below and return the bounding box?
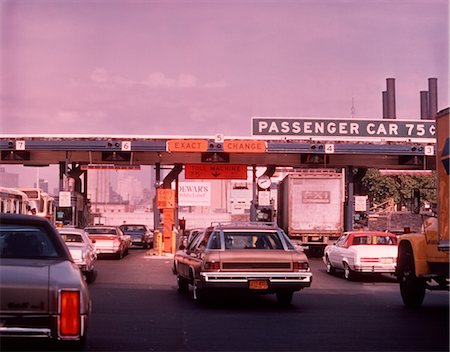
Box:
[173,222,312,305]
[0,213,90,346]
[59,227,97,283]
[323,231,398,280]
[84,225,130,259]
[119,224,153,248]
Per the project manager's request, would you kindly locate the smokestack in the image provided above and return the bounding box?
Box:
[386,78,396,119]
[420,91,429,119]
[382,91,388,118]
[428,77,438,119]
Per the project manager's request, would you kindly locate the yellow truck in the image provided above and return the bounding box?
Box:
[396,107,449,307]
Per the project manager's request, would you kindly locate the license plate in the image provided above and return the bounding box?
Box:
[249,280,269,290]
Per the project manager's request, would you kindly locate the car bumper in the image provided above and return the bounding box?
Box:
[199,271,312,291]
[0,314,88,341]
[353,264,396,273]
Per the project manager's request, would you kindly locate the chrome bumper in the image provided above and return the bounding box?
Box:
[200,271,312,287]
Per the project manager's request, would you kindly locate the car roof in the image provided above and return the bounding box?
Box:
[0,213,53,225]
[345,231,395,235]
[210,222,280,231]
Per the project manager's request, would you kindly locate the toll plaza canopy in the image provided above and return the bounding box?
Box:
[0,116,438,170]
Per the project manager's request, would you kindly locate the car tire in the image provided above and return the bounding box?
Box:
[85,269,96,284]
[398,247,426,308]
[276,291,293,306]
[177,275,189,294]
[193,280,207,303]
[343,263,354,281]
[325,256,335,274]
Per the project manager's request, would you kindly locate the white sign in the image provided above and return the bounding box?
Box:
[178,182,211,206]
[58,191,72,207]
[121,141,131,151]
[354,195,368,212]
[258,191,271,206]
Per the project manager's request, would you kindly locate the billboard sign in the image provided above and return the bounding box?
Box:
[178,182,211,206]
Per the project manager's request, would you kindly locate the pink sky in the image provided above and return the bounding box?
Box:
[0,0,448,189]
[1,0,448,137]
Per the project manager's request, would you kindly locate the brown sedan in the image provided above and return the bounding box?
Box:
[0,213,91,348]
[173,222,312,305]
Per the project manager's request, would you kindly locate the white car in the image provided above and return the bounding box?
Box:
[59,227,97,283]
[323,231,398,280]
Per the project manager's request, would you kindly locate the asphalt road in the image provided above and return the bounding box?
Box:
[5,249,450,351]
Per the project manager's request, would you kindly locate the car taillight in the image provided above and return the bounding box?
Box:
[59,290,81,337]
[204,261,220,271]
[360,258,379,263]
[293,262,310,271]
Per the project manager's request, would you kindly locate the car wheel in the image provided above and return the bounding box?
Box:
[325,256,335,274]
[276,291,293,306]
[398,247,426,308]
[177,275,189,294]
[85,269,96,284]
[193,280,207,303]
[343,263,354,281]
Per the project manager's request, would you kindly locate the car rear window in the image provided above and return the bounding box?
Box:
[120,225,146,232]
[352,235,397,245]
[220,231,284,250]
[0,224,59,258]
[60,233,83,243]
[85,228,117,235]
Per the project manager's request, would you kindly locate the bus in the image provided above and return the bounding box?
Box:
[0,187,29,214]
[19,188,56,223]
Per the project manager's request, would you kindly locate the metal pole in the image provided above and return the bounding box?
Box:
[250,165,257,222]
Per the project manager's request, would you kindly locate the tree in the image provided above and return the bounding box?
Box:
[361,169,436,211]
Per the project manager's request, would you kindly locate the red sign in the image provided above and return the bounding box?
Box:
[185,164,247,179]
[157,189,175,209]
[223,140,266,153]
[167,139,208,152]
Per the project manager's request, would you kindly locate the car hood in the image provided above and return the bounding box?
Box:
[0,259,84,314]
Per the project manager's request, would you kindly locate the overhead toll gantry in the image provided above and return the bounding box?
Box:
[0,115,439,252]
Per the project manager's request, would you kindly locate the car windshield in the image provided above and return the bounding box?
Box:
[85,228,117,235]
[61,233,83,243]
[0,224,59,258]
[120,225,146,232]
[218,231,284,250]
[352,235,397,245]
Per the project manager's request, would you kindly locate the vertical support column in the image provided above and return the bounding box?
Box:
[250,165,257,222]
[59,161,68,191]
[154,163,161,230]
[345,166,355,232]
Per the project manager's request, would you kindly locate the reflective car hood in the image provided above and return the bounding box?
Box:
[0,259,51,313]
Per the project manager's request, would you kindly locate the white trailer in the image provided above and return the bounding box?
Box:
[277,169,345,255]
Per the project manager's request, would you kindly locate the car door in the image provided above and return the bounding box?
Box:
[177,231,203,278]
[329,234,348,269]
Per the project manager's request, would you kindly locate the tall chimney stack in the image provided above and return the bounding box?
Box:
[420,91,429,119]
[386,78,396,119]
[428,77,438,119]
